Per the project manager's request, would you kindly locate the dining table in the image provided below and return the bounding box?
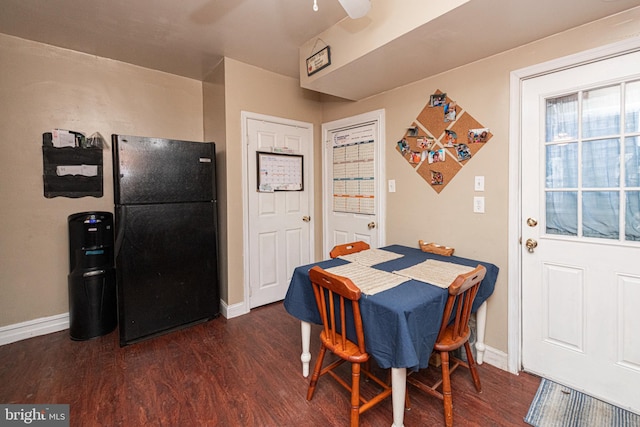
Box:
[283,244,499,427]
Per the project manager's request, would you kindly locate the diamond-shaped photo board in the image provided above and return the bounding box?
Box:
[396,90,492,193]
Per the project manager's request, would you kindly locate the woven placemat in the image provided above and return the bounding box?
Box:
[338,248,403,266]
[325,263,408,295]
[393,259,474,288]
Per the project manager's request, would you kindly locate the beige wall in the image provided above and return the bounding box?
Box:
[0,34,204,327]
[320,8,640,353]
[202,64,228,302]
[213,58,323,306]
[2,7,640,357]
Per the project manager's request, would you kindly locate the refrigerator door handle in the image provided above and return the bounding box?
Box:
[114,206,126,259]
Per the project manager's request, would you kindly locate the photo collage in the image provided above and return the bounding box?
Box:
[395,90,492,193]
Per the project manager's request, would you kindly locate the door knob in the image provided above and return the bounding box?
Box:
[525,238,538,253]
[527,218,538,227]
[302,216,311,222]
[368,222,376,230]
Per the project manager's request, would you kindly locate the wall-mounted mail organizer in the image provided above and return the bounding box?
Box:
[396,90,492,193]
[42,131,103,198]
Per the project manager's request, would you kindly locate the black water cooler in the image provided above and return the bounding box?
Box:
[67,212,117,340]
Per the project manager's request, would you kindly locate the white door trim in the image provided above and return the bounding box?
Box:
[321,109,386,255]
[508,36,640,374]
[241,111,315,313]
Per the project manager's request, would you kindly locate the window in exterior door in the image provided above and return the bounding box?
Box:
[544,80,640,242]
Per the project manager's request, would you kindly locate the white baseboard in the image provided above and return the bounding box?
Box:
[1,299,238,346]
[480,344,510,371]
[220,300,249,319]
[0,313,69,346]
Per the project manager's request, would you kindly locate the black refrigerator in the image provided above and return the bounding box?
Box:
[112,134,219,346]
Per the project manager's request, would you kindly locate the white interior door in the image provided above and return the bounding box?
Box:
[322,110,385,256]
[246,115,313,309]
[521,50,640,413]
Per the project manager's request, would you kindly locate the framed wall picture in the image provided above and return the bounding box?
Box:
[257,151,304,192]
[306,46,331,76]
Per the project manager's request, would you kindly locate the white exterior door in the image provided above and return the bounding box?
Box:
[521,50,640,413]
[322,110,385,257]
[246,115,313,309]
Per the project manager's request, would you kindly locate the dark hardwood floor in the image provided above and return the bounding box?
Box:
[0,303,540,426]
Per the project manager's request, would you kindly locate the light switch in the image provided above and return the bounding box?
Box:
[474,176,485,191]
[473,196,485,213]
[388,179,396,193]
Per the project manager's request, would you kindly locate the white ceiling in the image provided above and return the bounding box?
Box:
[0,0,638,98]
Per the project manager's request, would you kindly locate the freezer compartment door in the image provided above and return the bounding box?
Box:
[115,202,219,345]
[113,134,216,204]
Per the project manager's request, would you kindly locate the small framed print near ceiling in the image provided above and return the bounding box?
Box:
[306,46,331,76]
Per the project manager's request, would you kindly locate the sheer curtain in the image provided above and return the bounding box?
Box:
[545,81,640,241]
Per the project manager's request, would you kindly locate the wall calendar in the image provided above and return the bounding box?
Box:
[257,151,303,192]
[332,123,376,215]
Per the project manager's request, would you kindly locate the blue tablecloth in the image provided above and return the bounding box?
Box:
[283,245,499,371]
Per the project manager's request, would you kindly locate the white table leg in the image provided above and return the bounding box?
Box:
[475,301,487,365]
[390,367,406,427]
[300,321,312,377]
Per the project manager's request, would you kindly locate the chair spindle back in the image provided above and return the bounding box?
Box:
[436,265,487,343]
[309,266,365,354]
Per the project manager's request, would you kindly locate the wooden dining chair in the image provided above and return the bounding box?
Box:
[406,264,487,427]
[329,241,370,259]
[306,266,392,427]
